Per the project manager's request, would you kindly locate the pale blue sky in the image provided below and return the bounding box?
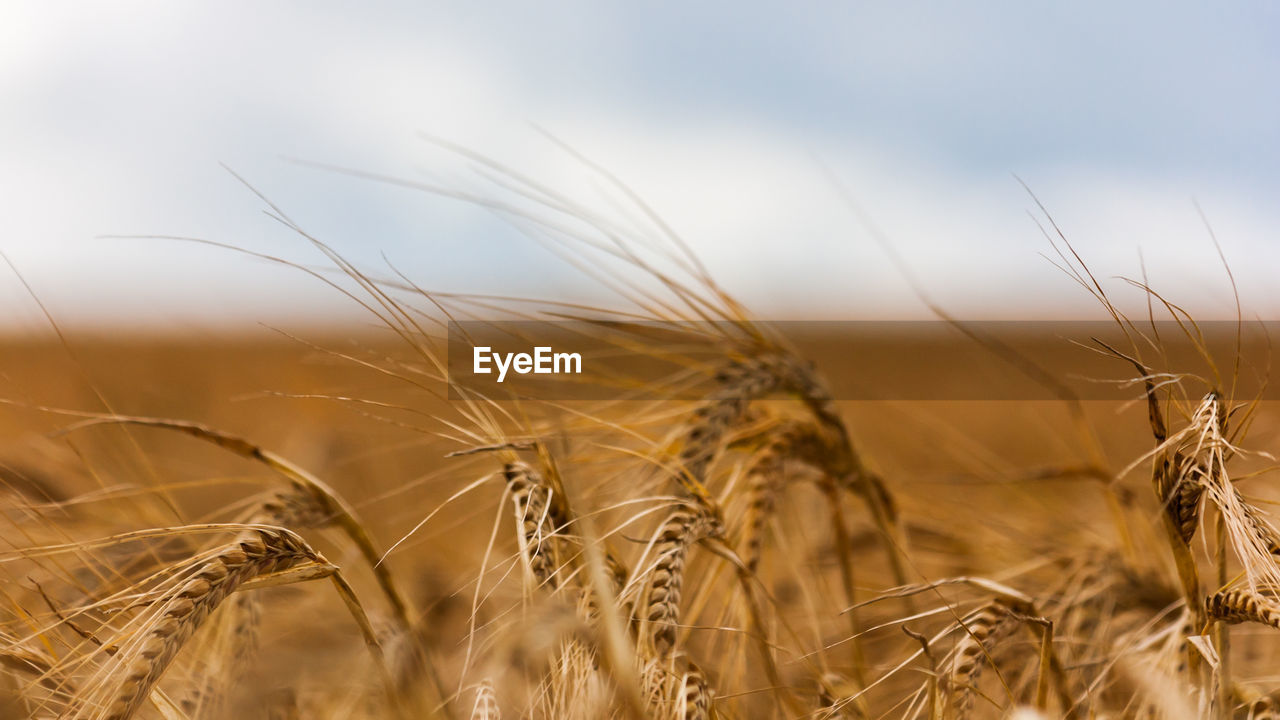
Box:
[3,2,1278,330]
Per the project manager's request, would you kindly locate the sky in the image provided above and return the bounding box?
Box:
[2,2,1278,332]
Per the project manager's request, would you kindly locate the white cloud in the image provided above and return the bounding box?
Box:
[1,2,1277,330]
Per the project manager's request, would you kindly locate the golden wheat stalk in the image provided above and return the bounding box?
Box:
[53,414,413,626]
[771,354,913,596]
[640,506,720,656]
[69,529,320,720]
[949,599,1026,719]
[66,526,391,720]
[176,488,327,716]
[677,357,784,500]
[734,418,831,568]
[680,351,910,614]
[503,461,563,590]
[740,435,785,574]
[174,592,260,717]
[1155,452,1207,545]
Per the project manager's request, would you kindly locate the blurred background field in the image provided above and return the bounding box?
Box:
[4,310,1280,717]
[8,329,1279,571]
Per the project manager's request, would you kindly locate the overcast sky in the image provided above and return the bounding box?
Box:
[2,2,1278,331]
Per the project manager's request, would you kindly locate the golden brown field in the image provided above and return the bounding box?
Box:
[2,179,1279,720]
[5,314,1280,720]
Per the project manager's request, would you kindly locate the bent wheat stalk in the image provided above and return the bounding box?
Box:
[949,598,1030,720]
[68,527,369,720]
[53,413,413,628]
[177,487,329,716]
[735,418,872,686]
[681,355,911,598]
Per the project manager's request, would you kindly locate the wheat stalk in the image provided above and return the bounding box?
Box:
[53,414,413,626]
[62,526,391,720]
[676,357,784,504]
[175,488,327,716]
[640,506,721,657]
[949,599,1026,719]
[503,461,563,590]
[68,529,319,720]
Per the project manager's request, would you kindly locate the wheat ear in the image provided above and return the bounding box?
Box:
[176,488,326,716]
[642,506,720,656]
[55,414,413,627]
[1154,452,1207,545]
[81,528,324,720]
[503,461,563,590]
[677,357,782,504]
[679,661,711,720]
[1206,590,1280,629]
[949,599,1026,719]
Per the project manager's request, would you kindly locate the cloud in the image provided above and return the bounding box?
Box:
[1,2,1276,330]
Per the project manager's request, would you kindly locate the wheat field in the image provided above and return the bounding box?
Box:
[2,171,1279,720]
